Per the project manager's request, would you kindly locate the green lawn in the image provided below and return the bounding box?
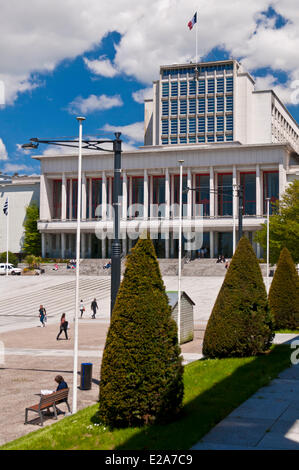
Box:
[1,344,291,450]
[275,329,299,334]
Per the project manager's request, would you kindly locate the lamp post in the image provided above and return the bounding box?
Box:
[111,133,122,314]
[72,116,85,414]
[177,159,184,345]
[22,125,122,414]
[266,197,270,293]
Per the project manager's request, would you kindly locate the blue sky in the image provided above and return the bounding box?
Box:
[0,1,298,175]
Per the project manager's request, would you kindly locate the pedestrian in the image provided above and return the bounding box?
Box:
[56,313,69,340]
[91,298,98,319]
[55,375,68,391]
[39,305,46,327]
[80,299,85,318]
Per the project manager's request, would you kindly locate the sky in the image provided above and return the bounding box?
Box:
[0,0,299,175]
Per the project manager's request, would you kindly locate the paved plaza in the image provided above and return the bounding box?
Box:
[0,274,210,446]
[0,274,298,450]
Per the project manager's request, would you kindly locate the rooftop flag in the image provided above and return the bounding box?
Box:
[3,197,8,216]
[188,12,197,30]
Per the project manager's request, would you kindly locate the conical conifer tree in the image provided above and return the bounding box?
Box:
[203,237,274,358]
[269,247,299,330]
[98,235,184,428]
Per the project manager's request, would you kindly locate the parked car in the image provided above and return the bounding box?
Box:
[0,263,22,275]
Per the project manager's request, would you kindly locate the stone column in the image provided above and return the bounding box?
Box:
[165,168,170,219]
[41,233,46,258]
[61,173,67,220]
[40,174,52,221]
[69,179,73,220]
[82,172,87,221]
[209,231,214,258]
[187,168,192,218]
[81,232,86,259]
[209,167,215,217]
[88,177,92,219]
[61,233,66,259]
[122,171,127,220]
[129,176,133,218]
[102,172,107,221]
[143,169,148,220]
[256,164,262,217]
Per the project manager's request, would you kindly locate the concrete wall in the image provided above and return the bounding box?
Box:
[0,182,40,253]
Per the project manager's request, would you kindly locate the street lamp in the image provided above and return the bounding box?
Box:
[177,159,184,345]
[72,116,85,414]
[266,197,270,293]
[22,130,122,316]
[22,124,122,414]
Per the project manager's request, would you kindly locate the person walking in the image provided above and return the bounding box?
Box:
[56,313,69,340]
[80,300,85,318]
[39,305,46,327]
[91,298,98,319]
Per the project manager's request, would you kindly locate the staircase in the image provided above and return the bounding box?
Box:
[19,260,271,277]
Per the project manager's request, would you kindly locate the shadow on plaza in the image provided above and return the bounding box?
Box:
[0,366,100,387]
[109,344,298,451]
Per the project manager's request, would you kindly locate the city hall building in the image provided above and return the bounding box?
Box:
[34,59,299,259]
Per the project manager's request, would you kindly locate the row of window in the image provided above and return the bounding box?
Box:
[161,63,234,79]
[162,116,234,134]
[52,172,279,219]
[161,134,233,145]
[162,96,233,115]
[162,77,233,97]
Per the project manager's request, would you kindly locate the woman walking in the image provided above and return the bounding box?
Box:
[39,305,46,327]
[80,300,85,318]
[56,313,69,340]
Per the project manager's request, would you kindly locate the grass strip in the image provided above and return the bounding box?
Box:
[1,344,291,450]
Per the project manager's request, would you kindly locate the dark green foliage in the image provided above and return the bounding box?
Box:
[255,180,299,263]
[98,235,184,428]
[23,202,41,256]
[203,237,274,358]
[269,247,299,330]
[0,251,18,266]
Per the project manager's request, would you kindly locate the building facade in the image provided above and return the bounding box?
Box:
[0,175,40,254]
[34,60,299,260]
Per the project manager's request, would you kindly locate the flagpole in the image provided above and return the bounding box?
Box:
[6,197,9,276]
[196,10,198,67]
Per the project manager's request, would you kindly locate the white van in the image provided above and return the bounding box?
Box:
[0,263,22,275]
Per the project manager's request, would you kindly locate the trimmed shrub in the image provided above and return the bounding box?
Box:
[203,237,274,358]
[269,247,299,330]
[98,235,184,428]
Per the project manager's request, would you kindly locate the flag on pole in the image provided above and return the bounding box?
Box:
[188,12,197,30]
[3,197,8,216]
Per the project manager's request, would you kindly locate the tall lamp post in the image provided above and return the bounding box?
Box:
[22,124,122,414]
[72,116,85,414]
[177,159,184,345]
[266,197,270,293]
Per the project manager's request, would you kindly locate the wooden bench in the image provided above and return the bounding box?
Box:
[25,388,70,426]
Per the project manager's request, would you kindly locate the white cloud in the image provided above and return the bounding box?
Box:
[102,122,144,145]
[67,94,123,115]
[132,87,153,104]
[1,163,34,174]
[84,56,119,78]
[255,75,294,105]
[0,139,8,160]
[1,0,299,108]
